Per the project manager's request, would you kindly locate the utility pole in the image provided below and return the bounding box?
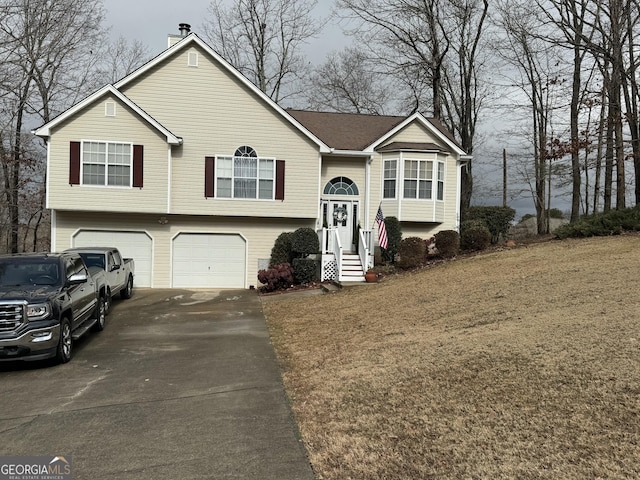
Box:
[503,148,507,208]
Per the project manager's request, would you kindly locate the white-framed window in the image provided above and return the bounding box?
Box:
[324,177,359,195]
[383,159,397,199]
[404,159,433,199]
[402,159,446,200]
[437,162,445,200]
[81,141,132,187]
[216,146,275,199]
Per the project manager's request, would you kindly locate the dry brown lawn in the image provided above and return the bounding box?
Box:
[262,235,640,480]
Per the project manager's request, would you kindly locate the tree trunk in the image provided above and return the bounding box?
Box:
[569,38,581,222]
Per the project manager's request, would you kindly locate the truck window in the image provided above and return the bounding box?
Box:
[74,257,88,276]
[0,259,61,286]
[80,253,105,270]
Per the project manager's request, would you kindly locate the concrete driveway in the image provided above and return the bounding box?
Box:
[0,289,315,480]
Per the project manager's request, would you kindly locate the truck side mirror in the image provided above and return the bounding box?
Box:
[111,264,121,272]
[67,272,88,285]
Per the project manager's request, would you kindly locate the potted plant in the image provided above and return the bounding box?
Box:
[364,268,378,283]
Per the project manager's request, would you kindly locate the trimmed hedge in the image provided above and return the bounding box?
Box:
[397,237,427,269]
[292,258,317,284]
[434,230,460,258]
[382,216,402,263]
[291,227,319,257]
[269,232,293,267]
[460,220,491,252]
[466,206,515,243]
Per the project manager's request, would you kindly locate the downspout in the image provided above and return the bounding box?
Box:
[398,152,404,221]
[50,210,57,252]
[45,140,51,210]
[365,155,373,230]
[167,146,172,213]
[317,153,323,229]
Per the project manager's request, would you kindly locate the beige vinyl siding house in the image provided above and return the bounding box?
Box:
[118,43,321,219]
[35,29,470,289]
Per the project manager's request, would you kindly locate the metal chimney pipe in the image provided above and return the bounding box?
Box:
[179,23,191,37]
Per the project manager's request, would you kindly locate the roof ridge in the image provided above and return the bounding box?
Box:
[286,108,407,120]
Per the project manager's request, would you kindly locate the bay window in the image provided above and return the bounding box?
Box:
[383,159,397,198]
[402,159,445,200]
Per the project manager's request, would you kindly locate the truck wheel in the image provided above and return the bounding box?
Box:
[92,295,107,332]
[56,318,72,364]
[121,275,133,299]
[104,288,112,314]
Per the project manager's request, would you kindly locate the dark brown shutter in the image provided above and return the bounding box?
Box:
[205,156,215,198]
[275,160,285,200]
[133,145,144,188]
[69,141,81,185]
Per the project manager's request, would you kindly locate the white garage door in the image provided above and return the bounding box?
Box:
[172,233,246,288]
[73,230,153,287]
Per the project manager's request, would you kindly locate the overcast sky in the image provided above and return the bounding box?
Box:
[104,0,346,62]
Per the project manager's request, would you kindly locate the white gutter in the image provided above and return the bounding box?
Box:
[327,149,371,157]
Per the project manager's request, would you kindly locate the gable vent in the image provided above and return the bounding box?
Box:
[105,101,116,117]
[188,51,198,67]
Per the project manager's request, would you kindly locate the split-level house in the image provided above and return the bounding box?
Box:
[34,28,471,289]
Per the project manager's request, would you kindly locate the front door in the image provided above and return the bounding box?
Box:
[326,200,358,251]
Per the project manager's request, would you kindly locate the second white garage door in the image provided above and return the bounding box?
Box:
[172,233,246,288]
[73,230,152,287]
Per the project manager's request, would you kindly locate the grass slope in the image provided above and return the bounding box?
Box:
[263,235,640,479]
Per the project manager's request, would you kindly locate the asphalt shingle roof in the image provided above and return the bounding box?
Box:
[287,109,463,153]
[287,110,407,151]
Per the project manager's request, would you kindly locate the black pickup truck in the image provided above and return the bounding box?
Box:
[0,252,109,364]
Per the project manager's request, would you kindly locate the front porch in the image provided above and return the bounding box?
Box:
[319,227,375,283]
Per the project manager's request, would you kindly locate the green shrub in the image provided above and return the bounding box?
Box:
[257,263,294,292]
[549,208,565,219]
[292,258,317,284]
[382,216,402,263]
[519,213,536,223]
[466,206,516,243]
[291,227,319,257]
[434,230,460,258]
[460,220,491,252]
[396,237,427,269]
[554,206,640,239]
[269,232,293,267]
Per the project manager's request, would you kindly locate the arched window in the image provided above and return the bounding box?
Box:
[234,145,257,158]
[212,145,276,199]
[323,177,359,195]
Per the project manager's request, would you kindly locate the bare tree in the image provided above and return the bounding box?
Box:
[495,0,566,233]
[539,0,595,222]
[98,36,151,84]
[565,0,640,210]
[337,0,490,218]
[0,0,106,253]
[337,0,450,119]
[203,0,325,103]
[440,0,490,217]
[304,47,391,114]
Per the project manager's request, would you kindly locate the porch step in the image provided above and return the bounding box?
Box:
[340,253,365,282]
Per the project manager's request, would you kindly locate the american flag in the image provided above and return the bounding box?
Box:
[376,204,388,250]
